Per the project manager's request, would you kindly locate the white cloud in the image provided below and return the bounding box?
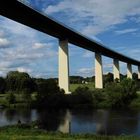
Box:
[0,31,5,37]
[17,67,32,73]
[0,16,58,77]
[0,61,12,69]
[44,0,140,36]
[0,17,35,38]
[32,42,53,49]
[77,67,94,77]
[83,51,93,58]
[104,63,113,68]
[33,43,46,49]
[112,45,140,61]
[0,38,10,48]
[115,28,138,35]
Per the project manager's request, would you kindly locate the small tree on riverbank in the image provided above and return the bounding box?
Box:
[105,78,137,108]
[6,92,16,105]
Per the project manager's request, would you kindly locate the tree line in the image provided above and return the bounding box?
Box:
[0,71,140,109]
[0,71,139,94]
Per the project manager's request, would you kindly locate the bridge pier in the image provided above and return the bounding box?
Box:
[138,66,140,79]
[127,63,132,79]
[113,59,120,81]
[58,39,70,94]
[95,52,103,88]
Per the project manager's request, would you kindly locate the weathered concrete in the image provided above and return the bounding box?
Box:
[58,39,70,94]
[113,59,120,80]
[95,53,103,88]
[127,63,132,79]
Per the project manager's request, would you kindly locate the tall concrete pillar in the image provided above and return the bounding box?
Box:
[138,66,140,79]
[113,59,120,81]
[127,63,132,79]
[58,39,70,94]
[95,52,103,88]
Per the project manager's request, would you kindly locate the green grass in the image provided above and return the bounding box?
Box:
[0,125,139,140]
[70,82,95,92]
[0,93,34,107]
[0,93,8,106]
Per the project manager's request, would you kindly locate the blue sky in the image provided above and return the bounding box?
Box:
[0,0,140,78]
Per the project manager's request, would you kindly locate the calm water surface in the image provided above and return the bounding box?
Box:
[0,108,140,135]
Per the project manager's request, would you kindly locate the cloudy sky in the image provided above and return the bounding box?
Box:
[0,0,140,78]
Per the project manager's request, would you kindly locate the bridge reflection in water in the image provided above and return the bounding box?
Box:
[58,109,139,135]
[0,108,140,135]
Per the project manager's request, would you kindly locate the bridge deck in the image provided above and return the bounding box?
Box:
[0,0,140,65]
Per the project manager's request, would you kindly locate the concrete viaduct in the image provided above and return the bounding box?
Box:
[1,0,140,94]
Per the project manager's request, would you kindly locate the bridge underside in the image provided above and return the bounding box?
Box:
[0,0,140,65]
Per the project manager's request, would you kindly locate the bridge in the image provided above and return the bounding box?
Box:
[1,0,140,93]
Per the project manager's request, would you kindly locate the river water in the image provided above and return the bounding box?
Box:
[0,108,140,135]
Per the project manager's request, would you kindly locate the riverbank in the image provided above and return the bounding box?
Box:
[0,78,140,109]
[1,91,140,109]
[0,125,139,140]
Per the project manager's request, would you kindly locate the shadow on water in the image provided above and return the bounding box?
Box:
[0,108,140,135]
[35,109,67,131]
[70,109,140,135]
[0,108,35,126]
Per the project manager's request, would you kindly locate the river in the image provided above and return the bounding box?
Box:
[0,108,140,135]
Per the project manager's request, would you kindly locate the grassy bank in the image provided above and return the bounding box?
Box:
[0,79,140,109]
[0,125,139,140]
[70,82,95,92]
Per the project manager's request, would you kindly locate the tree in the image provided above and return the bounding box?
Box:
[72,87,96,107]
[120,78,137,98]
[104,72,113,86]
[70,76,84,84]
[133,73,138,80]
[105,78,137,108]
[0,77,6,94]
[6,71,36,93]
[6,93,16,104]
[35,79,64,107]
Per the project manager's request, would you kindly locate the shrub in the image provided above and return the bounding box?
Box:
[6,92,16,104]
[105,78,137,108]
[69,87,96,107]
[35,79,64,108]
[121,78,137,97]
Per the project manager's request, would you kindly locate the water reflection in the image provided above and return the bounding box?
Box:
[0,108,37,126]
[58,110,71,133]
[0,108,140,135]
[36,109,66,131]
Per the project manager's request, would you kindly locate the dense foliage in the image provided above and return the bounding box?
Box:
[0,71,139,109]
[0,77,6,94]
[105,78,137,108]
[35,78,65,108]
[6,71,36,94]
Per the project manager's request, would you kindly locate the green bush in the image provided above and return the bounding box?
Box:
[6,92,16,104]
[68,87,101,108]
[105,78,137,108]
[121,78,137,96]
[74,87,95,104]
[35,79,65,108]
[0,77,6,94]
